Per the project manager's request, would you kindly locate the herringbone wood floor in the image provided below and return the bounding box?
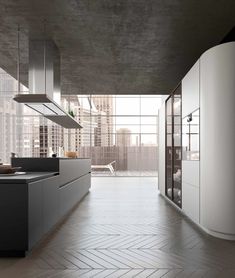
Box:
[1,177,235,278]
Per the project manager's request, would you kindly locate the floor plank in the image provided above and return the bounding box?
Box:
[1,177,235,278]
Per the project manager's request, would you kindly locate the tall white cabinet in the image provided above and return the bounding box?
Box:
[200,42,235,240]
[158,42,235,240]
[182,61,200,224]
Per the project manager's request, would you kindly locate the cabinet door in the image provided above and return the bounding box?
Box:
[172,89,182,207]
[28,180,43,250]
[59,179,77,217]
[166,96,173,199]
[182,182,199,223]
[59,174,91,217]
[42,175,60,234]
[165,85,182,208]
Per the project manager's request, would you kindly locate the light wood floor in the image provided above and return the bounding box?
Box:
[91,171,158,177]
[1,177,235,278]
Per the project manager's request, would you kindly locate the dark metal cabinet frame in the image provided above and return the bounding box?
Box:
[165,84,182,208]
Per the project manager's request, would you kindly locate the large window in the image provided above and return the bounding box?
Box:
[0,70,161,176]
[62,95,161,177]
[0,68,63,163]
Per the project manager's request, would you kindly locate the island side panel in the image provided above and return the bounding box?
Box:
[0,183,28,253]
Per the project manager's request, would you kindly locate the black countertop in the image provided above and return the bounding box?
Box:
[0,172,59,184]
[12,157,91,173]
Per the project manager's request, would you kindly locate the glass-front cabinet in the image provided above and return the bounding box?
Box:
[165,85,182,208]
[166,96,173,201]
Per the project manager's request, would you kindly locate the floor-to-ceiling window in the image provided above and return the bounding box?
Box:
[0,70,161,177]
[0,67,64,163]
[62,95,161,177]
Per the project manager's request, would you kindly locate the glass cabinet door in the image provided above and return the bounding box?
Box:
[166,97,173,199]
[165,85,182,208]
[172,87,182,207]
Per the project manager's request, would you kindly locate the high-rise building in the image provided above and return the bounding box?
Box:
[92,95,113,146]
[116,128,131,146]
[0,69,20,163]
[61,95,98,152]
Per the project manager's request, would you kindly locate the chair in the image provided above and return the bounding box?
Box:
[91,161,116,175]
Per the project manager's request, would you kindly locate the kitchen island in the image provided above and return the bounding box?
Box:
[0,158,91,256]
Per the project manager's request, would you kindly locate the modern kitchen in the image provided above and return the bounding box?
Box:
[0,38,92,256]
[0,158,91,257]
[0,1,235,277]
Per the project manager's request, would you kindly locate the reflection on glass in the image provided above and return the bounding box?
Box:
[182,109,200,160]
[166,97,173,199]
[165,85,182,208]
[173,92,182,207]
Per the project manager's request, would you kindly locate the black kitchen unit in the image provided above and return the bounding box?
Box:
[165,84,182,207]
[0,158,91,257]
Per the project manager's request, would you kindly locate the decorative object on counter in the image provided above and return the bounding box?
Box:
[0,165,21,174]
[65,151,77,158]
[11,152,18,158]
[49,147,57,157]
[58,146,64,157]
[48,147,54,158]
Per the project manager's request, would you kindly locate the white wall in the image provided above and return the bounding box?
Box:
[200,42,235,239]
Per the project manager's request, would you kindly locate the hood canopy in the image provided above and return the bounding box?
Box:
[14,39,82,129]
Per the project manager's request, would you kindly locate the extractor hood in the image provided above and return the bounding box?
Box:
[14,40,82,129]
[13,94,82,129]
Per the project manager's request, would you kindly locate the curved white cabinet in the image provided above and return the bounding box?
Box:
[200,42,235,240]
[159,42,235,240]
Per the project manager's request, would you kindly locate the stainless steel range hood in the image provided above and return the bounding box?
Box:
[14,40,82,129]
[14,93,82,129]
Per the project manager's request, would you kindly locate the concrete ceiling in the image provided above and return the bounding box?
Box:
[0,0,234,94]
